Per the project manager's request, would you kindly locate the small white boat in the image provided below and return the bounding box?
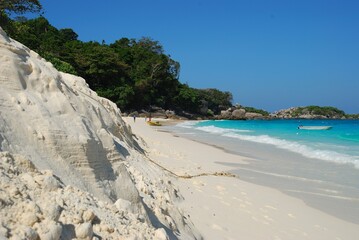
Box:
[298,125,332,130]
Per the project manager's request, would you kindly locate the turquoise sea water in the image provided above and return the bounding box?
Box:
[167,119,359,223]
[179,119,359,169]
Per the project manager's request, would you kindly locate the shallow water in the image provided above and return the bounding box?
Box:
[165,120,359,224]
[191,119,359,168]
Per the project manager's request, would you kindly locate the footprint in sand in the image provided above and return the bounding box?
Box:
[251,216,270,225]
[221,200,230,206]
[211,223,224,231]
[216,185,226,195]
[193,180,205,187]
[259,207,268,213]
[216,185,226,191]
[251,216,269,225]
[239,208,252,214]
[292,228,308,237]
[239,203,247,208]
[263,215,274,222]
[232,196,241,202]
[265,205,277,210]
[212,194,223,200]
[192,180,205,192]
[288,213,296,219]
[314,224,328,231]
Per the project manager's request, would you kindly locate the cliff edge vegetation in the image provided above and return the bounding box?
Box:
[1,2,357,119]
[0,12,232,117]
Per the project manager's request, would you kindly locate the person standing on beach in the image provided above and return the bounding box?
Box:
[133,115,136,122]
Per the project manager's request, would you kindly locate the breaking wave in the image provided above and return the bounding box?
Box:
[184,124,359,169]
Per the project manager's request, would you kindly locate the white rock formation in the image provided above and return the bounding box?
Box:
[0,27,201,239]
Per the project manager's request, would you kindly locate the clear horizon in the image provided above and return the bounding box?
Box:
[27,0,359,113]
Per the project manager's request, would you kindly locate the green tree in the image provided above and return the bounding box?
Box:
[42,52,77,75]
[243,107,269,116]
[64,41,128,89]
[59,28,78,42]
[97,85,135,110]
[0,0,42,41]
[4,14,235,116]
[111,37,181,109]
[10,17,59,51]
[175,84,200,112]
[0,0,42,14]
[197,88,232,114]
[292,106,346,118]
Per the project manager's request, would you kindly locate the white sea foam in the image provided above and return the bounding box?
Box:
[176,121,200,128]
[190,125,359,169]
[225,132,359,167]
[197,126,252,134]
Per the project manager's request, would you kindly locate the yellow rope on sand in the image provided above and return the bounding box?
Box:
[144,154,238,179]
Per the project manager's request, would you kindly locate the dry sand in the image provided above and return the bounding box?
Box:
[0,27,200,239]
[125,117,359,240]
[1,25,358,239]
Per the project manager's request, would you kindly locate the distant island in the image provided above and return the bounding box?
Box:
[270,106,359,120]
[198,105,359,120]
[127,104,359,120]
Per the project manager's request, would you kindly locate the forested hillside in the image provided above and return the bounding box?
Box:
[2,2,355,119]
[0,10,232,116]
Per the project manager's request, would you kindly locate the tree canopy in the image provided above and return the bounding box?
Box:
[0,0,42,14]
[292,106,346,118]
[2,15,233,116]
[1,2,356,118]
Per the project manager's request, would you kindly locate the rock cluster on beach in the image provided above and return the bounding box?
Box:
[128,106,266,120]
[133,105,354,121]
[0,27,201,239]
[216,107,265,120]
[270,107,304,119]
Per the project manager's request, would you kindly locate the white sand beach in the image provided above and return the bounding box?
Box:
[0,27,201,239]
[125,118,359,240]
[1,26,358,239]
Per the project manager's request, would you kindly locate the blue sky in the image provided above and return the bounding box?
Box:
[39,0,358,113]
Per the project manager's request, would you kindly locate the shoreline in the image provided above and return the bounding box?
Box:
[124,117,359,239]
[163,120,359,225]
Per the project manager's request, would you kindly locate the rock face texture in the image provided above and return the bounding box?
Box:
[0,27,201,239]
[217,107,265,120]
[231,109,246,119]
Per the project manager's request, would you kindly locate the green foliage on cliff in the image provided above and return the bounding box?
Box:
[42,52,78,75]
[174,84,201,113]
[292,106,346,118]
[197,88,233,113]
[2,15,233,115]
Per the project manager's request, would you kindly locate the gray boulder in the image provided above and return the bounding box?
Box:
[220,110,232,119]
[245,112,263,119]
[231,109,246,119]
